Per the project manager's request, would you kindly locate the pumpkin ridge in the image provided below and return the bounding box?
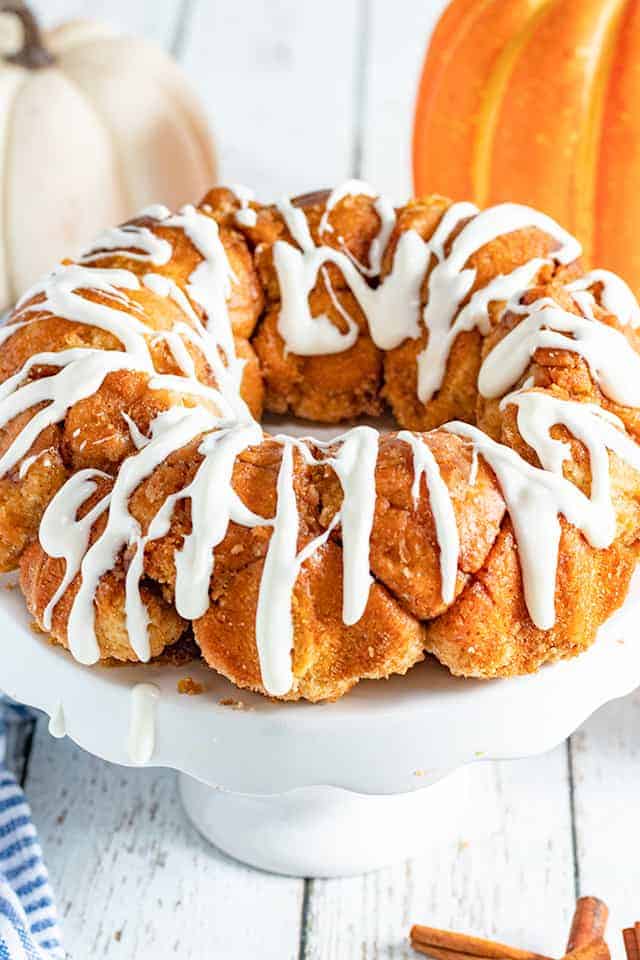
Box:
[573,0,627,264]
[472,0,552,205]
[413,0,545,202]
[594,0,640,287]
[153,62,217,195]
[52,57,133,213]
[412,0,495,200]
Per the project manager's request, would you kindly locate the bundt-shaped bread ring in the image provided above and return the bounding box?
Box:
[4,183,640,700]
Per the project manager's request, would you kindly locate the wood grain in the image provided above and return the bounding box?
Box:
[26,718,304,960]
[571,692,640,960]
[179,0,361,195]
[301,752,576,959]
[360,0,448,199]
[29,0,184,52]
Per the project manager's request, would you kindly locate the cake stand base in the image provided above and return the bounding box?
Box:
[179,766,473,877]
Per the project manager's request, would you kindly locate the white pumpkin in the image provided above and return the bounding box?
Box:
[0,3,216,310]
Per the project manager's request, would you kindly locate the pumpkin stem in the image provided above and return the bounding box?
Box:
[1,1,55,69]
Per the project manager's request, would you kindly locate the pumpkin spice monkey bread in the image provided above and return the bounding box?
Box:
[4,182,640,701]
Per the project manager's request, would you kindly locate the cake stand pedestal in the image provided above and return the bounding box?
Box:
[179,771,473,877]
[2,568,640,878]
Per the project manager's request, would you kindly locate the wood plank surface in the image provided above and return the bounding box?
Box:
[25,718,303,960]
[571,693,640,960]
[360,0,448,198]
[180,0,361,195]
[29,0,184,51]
[302,750,577,959]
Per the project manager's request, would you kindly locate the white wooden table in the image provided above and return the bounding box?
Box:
[5,1,640,956]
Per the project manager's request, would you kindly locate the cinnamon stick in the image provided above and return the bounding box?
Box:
[409,944,482,960]
[566,898,609,952]
[565,941,611,960]
[409,925,553,960]
[622,926,640,960]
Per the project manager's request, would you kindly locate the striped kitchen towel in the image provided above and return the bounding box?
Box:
[0,700,64,959]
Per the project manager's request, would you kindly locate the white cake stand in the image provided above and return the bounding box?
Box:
[2,562,640,877]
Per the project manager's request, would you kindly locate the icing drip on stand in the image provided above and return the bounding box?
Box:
[128,682,159,764]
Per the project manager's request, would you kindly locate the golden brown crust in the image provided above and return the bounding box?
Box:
[0,204,264,575]
[424,522,640,677]
[19,475,187,662]
[316,431,506,620]
[252,294,383,421]
[382,205,578,431]
[244,191,386,422]
[195,540,425,702]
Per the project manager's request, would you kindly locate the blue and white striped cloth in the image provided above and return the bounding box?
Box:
[0,700,63,959]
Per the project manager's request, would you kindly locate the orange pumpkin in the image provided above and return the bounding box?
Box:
[413,0,640,291]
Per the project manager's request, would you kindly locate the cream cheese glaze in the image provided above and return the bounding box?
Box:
[5,183,640,696]
[478,297,640,405]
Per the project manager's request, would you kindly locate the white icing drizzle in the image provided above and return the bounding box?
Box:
[447,391,640,629]
[566,270,640,328]
[254,440,304,695]
[274,197,360,355]
[0,320,30,347]
[254,438,336,695]
[318,180,377,235]
[235,426,378,693]
[418,257,547,400]
[121,412,150,450]
[145,209,248,417]
[150,420,265,622]
[127,682,159,764]
[0,349,141,477]
[478,298,640,406]
[6,205,251,663]
[152,329,198,379]
[2,201,281,678]
[504,390,640,483]
[138,204,171,221]
[317,181,396,278]
[416,202,581,403]
[231,184,258,228]
[142,272,197,321]
[79,223,172,265]
[15,209,244,415]
[316,426,379,624]
[69,407,217,664]
[268,187,582,407]
[18,449,47,479]
[163,206,238,361]
[15,265,154,366]
[2,213,247,455]
[39,469,111,631]
[274,194,429,354]
[47,701,66,739]
[397,431,460,605]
